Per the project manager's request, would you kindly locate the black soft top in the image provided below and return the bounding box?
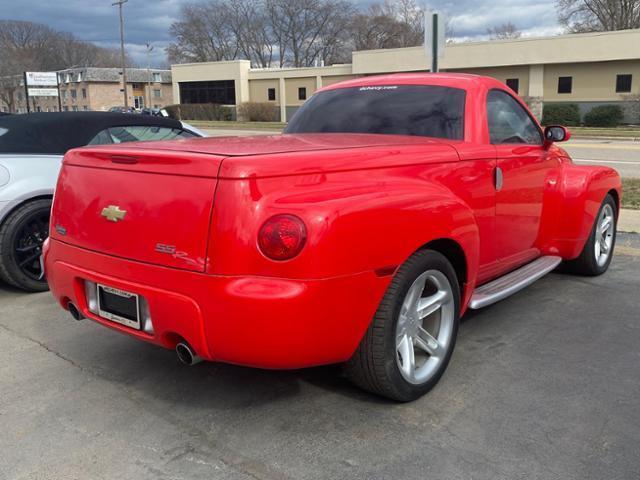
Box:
[0,112,183,155]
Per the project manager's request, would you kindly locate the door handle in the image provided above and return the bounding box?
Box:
[494,167,503,191]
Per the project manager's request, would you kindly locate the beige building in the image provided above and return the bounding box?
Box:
[171,29,640,122]
[2,67,173,114]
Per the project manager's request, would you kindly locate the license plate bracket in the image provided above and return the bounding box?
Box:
[97,284,141,330]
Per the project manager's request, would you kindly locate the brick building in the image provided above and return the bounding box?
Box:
[1,67,174,114]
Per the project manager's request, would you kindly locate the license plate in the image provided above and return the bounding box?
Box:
[97,284,141,330]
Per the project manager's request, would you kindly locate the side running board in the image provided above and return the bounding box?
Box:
[469,256,562,309]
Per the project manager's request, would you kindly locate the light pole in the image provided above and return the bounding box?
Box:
[146,42,154,109]
[112,0,129,108]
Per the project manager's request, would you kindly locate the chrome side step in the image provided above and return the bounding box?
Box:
[469,256,562,309]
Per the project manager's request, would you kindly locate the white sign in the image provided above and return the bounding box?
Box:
[424,11,446,71]
[28,88,59,97]
[25,71,59,87]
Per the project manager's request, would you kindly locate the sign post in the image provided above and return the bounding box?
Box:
[23,71,60,113]
[424,11,445,73]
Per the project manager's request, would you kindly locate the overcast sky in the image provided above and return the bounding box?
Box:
[0,0,563,68]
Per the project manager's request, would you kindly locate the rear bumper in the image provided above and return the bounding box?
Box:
[45,239,390,369]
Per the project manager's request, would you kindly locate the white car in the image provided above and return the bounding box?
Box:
[0,112,205,292]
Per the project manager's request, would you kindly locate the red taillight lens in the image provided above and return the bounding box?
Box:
[258,214,307,261]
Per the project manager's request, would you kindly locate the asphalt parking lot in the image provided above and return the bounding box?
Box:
[1,233,639,480]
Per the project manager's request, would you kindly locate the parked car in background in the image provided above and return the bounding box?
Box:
[45,74,621,401]
[108,106,137,114]
[0,112,204,292]
[140,108,162,116]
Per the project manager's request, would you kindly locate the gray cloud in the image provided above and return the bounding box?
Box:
[0,0,561,67]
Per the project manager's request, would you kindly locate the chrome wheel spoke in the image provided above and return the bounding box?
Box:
[397,334,415,379]
[417,289,449,319]
[403,275,426,313]
[416,327,444,357]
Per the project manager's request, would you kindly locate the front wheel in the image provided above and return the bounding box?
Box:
[565,194,617,276]
[346,250,460,402]
[0,199,51,292]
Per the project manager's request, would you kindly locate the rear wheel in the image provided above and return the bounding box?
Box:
[346,250,460,402]
[0,199,51,292]
[565,194,617,276]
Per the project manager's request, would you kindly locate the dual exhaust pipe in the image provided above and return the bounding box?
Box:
[67,302,201,366]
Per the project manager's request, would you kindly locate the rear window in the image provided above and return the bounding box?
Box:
[285,85,465,140]
[88,126,196,145]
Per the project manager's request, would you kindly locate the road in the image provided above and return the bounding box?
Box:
[565,139,640,178]
[2,234,639,480]
[204,129,640,178]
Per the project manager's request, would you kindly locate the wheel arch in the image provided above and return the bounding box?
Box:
[420,238,468,293]
[0,194,54,227]
[607,188,620,214]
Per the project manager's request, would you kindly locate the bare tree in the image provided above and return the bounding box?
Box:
[226,0,275,68]
[487,22,522,40]
[556,0,640,32]
[167,2,240,64]
[266,0,355,67]
[350,0,455,51]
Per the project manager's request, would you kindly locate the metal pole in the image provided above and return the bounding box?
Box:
[113,0,129,108]
[56,72,62,112]
[146,43,153,109]
[23,72,30,113]
[432,13,439,73]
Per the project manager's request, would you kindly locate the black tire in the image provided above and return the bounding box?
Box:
[564,194,617,276]
[345,250,461,402]
[0,199,51,292]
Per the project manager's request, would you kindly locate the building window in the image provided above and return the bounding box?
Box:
[179,80,236,105]
[153,72,162,83]
[82,89,87,99]
[616,74,632,93]
[298,87,307,100]
[153,89,162,98]
[505,78,519,94]
[72,106,78,112]
[70,89,77,99]
[557,76,572,94]
[61,91,67,100]
[132,83,142,90]
[268,88,276,101]
[83,106,89,111]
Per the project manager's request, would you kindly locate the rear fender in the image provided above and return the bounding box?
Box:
[208,168,479,287]
[538,162,621,259]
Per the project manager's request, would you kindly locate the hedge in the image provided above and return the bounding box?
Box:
[237,102,279,122]
[164,103,233,121]
[583,105,624,127]
[542,104,581,126]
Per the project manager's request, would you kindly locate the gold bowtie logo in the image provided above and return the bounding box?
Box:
[101,205,127,222]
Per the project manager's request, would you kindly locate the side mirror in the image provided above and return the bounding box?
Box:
[544,125,571,143]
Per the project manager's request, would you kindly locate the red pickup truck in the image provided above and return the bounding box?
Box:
[44,74,621,401]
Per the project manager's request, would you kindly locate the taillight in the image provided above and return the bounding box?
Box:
[258,214,307,261]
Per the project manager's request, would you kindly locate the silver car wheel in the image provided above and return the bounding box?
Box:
[595,204,615,267]
[395,270,455,385]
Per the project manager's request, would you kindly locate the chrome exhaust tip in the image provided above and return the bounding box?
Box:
[176,342,202,366]
[68,302,84,321]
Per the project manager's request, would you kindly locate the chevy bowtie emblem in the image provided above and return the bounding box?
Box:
[101,205,127,222]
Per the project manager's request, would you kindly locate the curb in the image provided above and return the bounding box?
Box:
[619,209,640,234]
